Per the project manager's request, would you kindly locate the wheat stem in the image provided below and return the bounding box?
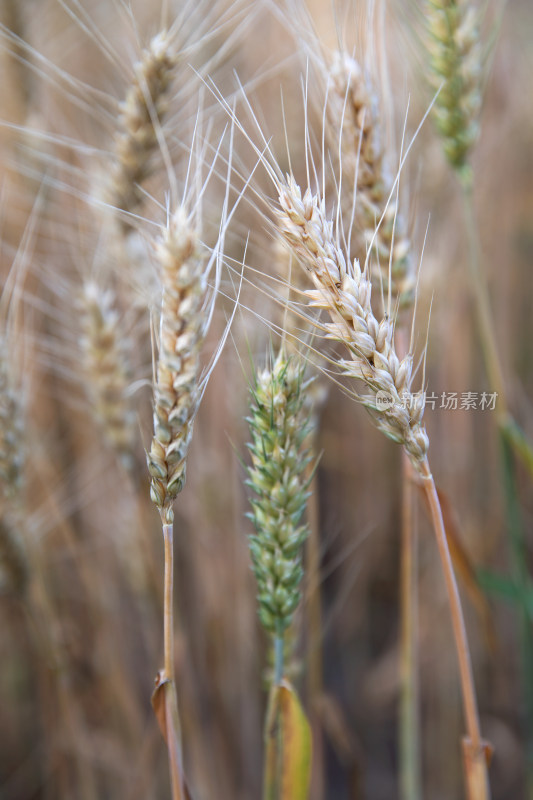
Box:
[419,457,490,800]
[161,520,184,800]
[162,522,175,681]
[400,455,421,800]
[274,630,284,686]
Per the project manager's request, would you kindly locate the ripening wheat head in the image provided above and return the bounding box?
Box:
[276,175,428,467]
[147,206,212,524]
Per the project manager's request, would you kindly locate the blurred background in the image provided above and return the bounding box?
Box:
[0,0,532,798]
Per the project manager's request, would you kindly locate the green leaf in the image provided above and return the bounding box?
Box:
[501,417,533,481]
[476,569,521,603]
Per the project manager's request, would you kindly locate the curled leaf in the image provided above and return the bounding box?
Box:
[264,680,312,800]
[152,671,193,800]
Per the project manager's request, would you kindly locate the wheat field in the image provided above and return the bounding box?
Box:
[0,1,532,799]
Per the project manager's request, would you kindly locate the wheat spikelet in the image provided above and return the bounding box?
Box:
[277,175,428,466]
[147,207,209,524]
[107,31,178,222]
[425,0,482,176]
[79,281,137,472]
[327,51,414,308]
[246,350,312,635]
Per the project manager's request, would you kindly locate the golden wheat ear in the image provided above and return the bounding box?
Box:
[277,175,428,465]
[147,207,210,523]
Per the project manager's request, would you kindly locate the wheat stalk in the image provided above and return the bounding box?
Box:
[273,173,490,800]
[146,203,218,799]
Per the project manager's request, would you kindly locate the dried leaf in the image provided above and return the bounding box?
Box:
[151,671,193,800]
[419,484,498,653]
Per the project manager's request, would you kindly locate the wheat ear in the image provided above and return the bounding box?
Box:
[147,208,209,524]
[275,174,490,800]
[246,349,313,683]
[278,176,427,464]
[79,281,136,472]
[327,51,414,308]
[426,0,482,178]
[107,32,178,222]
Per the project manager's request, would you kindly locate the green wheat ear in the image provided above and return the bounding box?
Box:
[246,349,313,637]
[426,0,483,179]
